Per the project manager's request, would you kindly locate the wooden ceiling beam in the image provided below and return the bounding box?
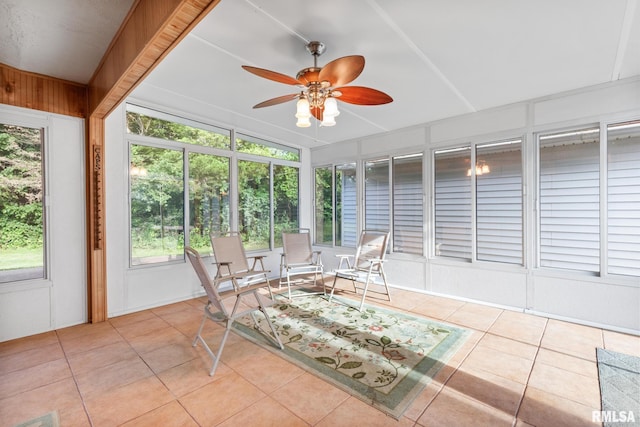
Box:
[88,0,221,119]
[86,0,221,323]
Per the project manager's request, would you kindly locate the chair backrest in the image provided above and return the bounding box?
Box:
[185,247,225,314]
[354,230,389,272]
[282,229,313,264]
[210,232,250,275]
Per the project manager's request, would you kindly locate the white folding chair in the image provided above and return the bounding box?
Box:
[210,231,274,300]
[186,247,283,376]
[328,230,391,310]
[279,229,325,299]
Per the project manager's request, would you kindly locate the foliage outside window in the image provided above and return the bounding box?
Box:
[476,140,522,264]
[237,133,300,161]
[238,160,270,250]
[314,166,333,245]
[130,145,185,265]
[0,124,45,283]
[434,147,472,259]
[127,109,230,149]
[188,153,230,256]
[607,120,640,277]
[393,154,423,255]
[274,165,299,247]
[539,128,600,273]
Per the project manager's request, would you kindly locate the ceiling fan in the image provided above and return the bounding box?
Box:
[242,41,393,127]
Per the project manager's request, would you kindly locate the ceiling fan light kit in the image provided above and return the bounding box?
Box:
[242,41,392,128]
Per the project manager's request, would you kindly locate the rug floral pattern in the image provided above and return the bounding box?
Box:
[233,292,470,419]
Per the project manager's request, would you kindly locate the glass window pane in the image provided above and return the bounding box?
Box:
[314,167,333,245]
[365,159,389,232]
[274,165,299,247]
[539,128,600,272]
[476,140,522,264]
[188,153,230,255]
[335,163,357,247]
[393,154,423,255]
[130,144,185,265]
[237,133,300,161]
[126,110,231,149]
[434,147,472,259]
[607,120,640,277]
[238,160,270,250]
[0,124,45,283]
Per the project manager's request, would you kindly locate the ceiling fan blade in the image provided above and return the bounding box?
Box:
[335,86,393,105]
[253,94,299,108]
[310,105,323,121]
[318,55,365,87]
[242,65,301,86]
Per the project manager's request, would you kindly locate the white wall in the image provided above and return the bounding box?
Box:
[0,105,87,342]
[312,77,640,334]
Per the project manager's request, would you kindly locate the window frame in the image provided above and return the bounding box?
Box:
[0,119,50,285]
[125,105,301,266]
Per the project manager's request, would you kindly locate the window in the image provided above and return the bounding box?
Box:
[539,127,600,272]
[237,133,300,161]
[0,124,45,283]
[127,106,299,264]
[314,164,357,247]
[127,106,231,149]
[434,147,472,259]
[237,160,270,251]
[476,140,522,264]
[393,154,423,255]
[335,163,357,247]
[188,152,230,256]
[364,158,389,231]
[607,120,640,277]
[274,165,300,247]
[314,166,334,246]
[130,144,185,265]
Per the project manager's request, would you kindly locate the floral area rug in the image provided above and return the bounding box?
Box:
[233,291,471,419]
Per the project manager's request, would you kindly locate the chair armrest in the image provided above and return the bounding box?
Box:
[335,254,353,269]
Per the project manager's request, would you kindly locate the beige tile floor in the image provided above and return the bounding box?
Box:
[1,279,639,427]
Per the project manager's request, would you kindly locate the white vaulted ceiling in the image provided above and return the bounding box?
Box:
[2,0,639,147]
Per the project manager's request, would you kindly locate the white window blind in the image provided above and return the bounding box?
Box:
[393,154,423,255]
[434,147,472,259]
[607,121,640,277]
[476,140,523,264]
[539,128,600,272]
[365,159,390,232]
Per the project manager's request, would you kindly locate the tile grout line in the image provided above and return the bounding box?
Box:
[511,316,549,427]
[55,329,96,427]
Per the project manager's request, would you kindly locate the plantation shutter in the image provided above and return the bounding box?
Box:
[476,141,523,264]
[365,159,390,232]
[393,154,423,255]
[434,147,472,259]
[539,128,600,272]
[607,121,640,277]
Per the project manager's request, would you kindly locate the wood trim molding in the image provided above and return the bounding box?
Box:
[0,63,87,117]
[86,0,221,323]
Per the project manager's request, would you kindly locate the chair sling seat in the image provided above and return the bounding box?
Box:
[328,230,391,311]
[279,229,326,299]
[186,246,283,376]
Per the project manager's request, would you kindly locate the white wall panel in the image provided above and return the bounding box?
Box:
[534,79,640,126]
[530,275,640,333]
[431,104,527,143]
[0,106,86,342]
